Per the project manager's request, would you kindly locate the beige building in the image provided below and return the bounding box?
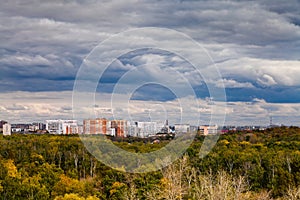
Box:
[3,123,11,136]
[199,125,218,135]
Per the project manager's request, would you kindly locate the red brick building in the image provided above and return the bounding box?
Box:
[83,118,127,137]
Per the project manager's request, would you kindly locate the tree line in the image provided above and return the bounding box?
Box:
[0,126,299,199]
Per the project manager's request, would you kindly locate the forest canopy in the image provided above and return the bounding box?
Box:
[0,126,299,199]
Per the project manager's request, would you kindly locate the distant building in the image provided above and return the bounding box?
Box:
[127,121,162,138]
[12,127,22,133]
[137,121,158,137]
[46,120,60,134]
[174,124,190,133]
[157,121,170,134]
[199,125,218,135]
[83,118,107,135]
[46,120,79,134]
[62,120,79,134]
[29,124,39,132]
[190,125,198,132]
[83,118,127,137]
[127,124,140,137]
[108,120,127,137]
[64,123,80,134]
[0,120,8,133]
[33,122,46,130]
[0,120,7,128]
[221,126,236,133]
[78,125,84,134]
[3,123,11,136]
[11,124,33,133]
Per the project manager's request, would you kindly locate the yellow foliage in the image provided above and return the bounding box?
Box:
[0,181,3,193]
[253,143,264,147]
[109,189,117,196]
[54,194,99,200]
[60,174,79,185]
[111,181,125,189]
[3,159,20,178]
[52,174,85,197]
[160,177,169,186]
[294,150,300,156]
[219,139,230,146]
[110,181,126,196]
[22,175,41,187]
[240,141,250,146]
[86,195,99,200]
[54,193,85,200]
[31,153,45,162]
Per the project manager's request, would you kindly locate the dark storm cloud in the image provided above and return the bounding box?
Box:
[0,0,299,104]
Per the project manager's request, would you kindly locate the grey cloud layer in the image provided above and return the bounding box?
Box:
[1,0,300,123]
[1,91,300,126]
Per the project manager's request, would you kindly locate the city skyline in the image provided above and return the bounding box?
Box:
[1,1,300,126]
[1,116,295,129]
[1,117,280,139]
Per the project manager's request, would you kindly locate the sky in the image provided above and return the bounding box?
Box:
[1,0,300,126]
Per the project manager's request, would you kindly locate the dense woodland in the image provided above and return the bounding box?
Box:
[0,127,300,199]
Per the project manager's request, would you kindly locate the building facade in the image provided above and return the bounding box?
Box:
[108,120,127,137]
[83,118,127,137]
[199,125,218,135]
[46,120,79,134]
[32,122,46,130]
[3,123,11,136]
[127,121,166,138]
[174,124,190,133]
[0,120,7,133]
[137,121,158,137]
[83,118,107,135]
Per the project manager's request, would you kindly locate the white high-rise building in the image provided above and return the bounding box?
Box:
[128,121,160,138]
[174,124,190,133]
[46,120,78,134]
[3,123,11,136]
